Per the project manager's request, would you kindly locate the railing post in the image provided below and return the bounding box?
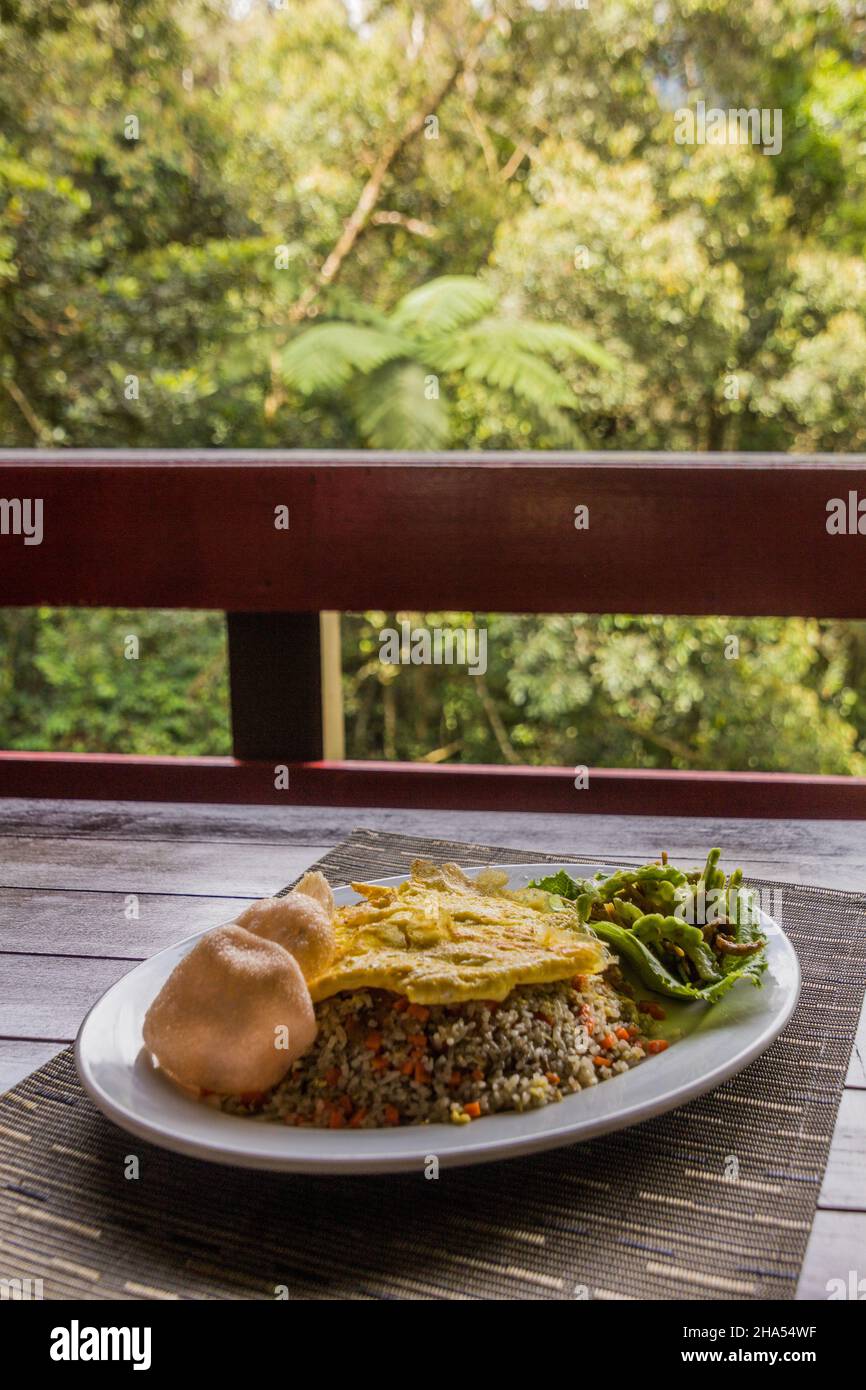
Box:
[226,612,324,761]
[319,611,346,760]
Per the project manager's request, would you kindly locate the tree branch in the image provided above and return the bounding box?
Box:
[463,98,499,176]
[371,209,439,238]
[286,15,494,326]
[608,712,697,764]
[2,377,50,443]
[475,674,522,765]
[499,141,529,182]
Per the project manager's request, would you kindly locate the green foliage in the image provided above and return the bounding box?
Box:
[2,0,866,771]
[342,613,866,773]
[0,610,230,755]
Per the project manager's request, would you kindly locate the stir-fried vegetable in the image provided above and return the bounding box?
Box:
[529,849,767,1003]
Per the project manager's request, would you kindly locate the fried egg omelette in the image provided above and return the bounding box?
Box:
[309,859,609,1005]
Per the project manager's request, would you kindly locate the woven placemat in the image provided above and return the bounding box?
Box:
[1,827,864,1301]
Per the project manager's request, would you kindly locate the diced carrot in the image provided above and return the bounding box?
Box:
[407,1003,430,1022]
[545,1072,560,1085]
[400,1059,414,1075]
[407,1033,427,1048]
[627,1026,640,1039]
[646,1039,669,1054]
[371,1055,389,1071]
[463,1101,481,1118]
[364,1032,382,1051]
[601,1032,617,1051]
[324,1067,341,1086]
[328,1108,345,1129]
[638,1000,667,1020]
[615,1027,630,1041]
[349,1108,367,1128]
[384,1104,400,1125]
[593,1055,610,1068]
[449,1070,462,1087]
[414,1061,429,1084]
[392,997,409,1013]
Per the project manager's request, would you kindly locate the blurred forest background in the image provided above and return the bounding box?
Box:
[2,0,866,773]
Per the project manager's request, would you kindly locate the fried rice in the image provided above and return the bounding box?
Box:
[219,967,665,1128]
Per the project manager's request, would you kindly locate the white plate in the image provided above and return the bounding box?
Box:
[75,863,800,1173]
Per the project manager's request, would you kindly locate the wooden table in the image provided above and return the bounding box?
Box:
[2,797,864,1300]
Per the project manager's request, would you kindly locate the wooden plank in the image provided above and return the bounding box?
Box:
[816,1089,866,1210]
[0,889,258,957]
[2,754,866,818]
[0,836,330,897]
[796,1210,866,1299]
[0,1040,63,1095]
[227,612,323,760]
[0,829,863,901]
[1,451,866,617]
[0,953,133,1040]
[0,797,355,844]
[0,841,840,896]
[0,799,864,885]
[2,798,865,864]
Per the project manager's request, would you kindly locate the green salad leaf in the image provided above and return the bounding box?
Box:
[532,868,588,902]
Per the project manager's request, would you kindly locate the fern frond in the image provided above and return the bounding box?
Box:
[280,323,411,394]
[390,275,496,337]
[427,337,579,411]
[351,361,449,450]
[467,318,616,370]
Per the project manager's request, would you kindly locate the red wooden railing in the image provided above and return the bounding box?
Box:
[2,449,866,817]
